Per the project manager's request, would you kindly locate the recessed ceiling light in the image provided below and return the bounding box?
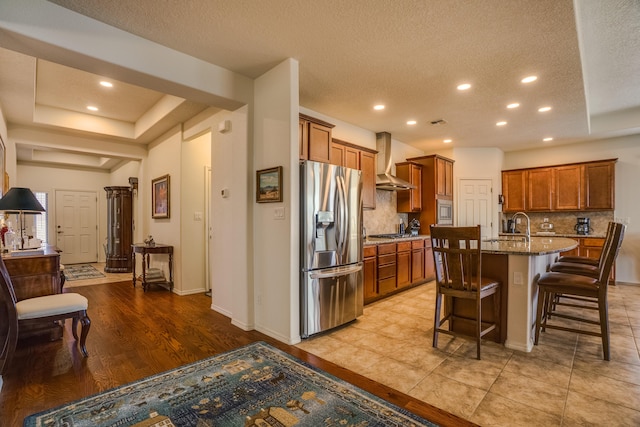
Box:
[496,121,507,126]
[443,139,452,143]
[87,106,98,111]
[521,75,538,83]
[538,106,552,112]
[373,104,385,110]
[407,120,417,125]
[457,83,471,91]
[99,81,113,88]
[543,137,553,142]
[507,103,520,109]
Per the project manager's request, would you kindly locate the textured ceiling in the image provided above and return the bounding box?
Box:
[0,0,638,169]
[575,0,640,116]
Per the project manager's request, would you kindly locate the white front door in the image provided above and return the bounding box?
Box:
[458,179,493,238]
[55,190,98,265]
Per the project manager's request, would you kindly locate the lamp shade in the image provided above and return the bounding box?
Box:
[0,187,45,213]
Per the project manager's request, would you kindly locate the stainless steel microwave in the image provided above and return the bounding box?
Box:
[436,199,453,225]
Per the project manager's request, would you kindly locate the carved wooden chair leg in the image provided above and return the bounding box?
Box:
[79,312,91,357]
[71,316,80,341]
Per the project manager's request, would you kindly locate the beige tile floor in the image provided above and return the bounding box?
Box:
[297,282,640,426]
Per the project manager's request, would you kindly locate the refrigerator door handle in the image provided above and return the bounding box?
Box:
[335,174,347,263]
[309,263,363,279]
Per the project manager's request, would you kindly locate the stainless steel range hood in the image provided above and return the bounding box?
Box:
[375,132,416,191]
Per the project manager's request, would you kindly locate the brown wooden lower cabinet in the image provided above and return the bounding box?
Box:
[377,243,397,295]
[396,242,411,288]
[411,239,425,283]
[424,239,436,281]
[363,246,377,301]
[364,237,436,304]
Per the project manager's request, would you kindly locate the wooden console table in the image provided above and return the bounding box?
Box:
[131,244,173,292]
[2,246,63,340]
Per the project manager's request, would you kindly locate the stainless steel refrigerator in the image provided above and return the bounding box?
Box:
[300,160,363,338]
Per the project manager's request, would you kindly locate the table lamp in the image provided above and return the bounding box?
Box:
[0,187,45,250]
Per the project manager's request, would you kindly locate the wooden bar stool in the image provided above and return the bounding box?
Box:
[430,225,501,360]
[534,222,625,360]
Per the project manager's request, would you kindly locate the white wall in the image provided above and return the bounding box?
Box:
[17,163,110,259]
[503,135,640,284]
[182,106,252,331]
[180,132,211,295]
[450,147,505,237]
[253,59,299,344]
[0,107,8,181]
[142,126,182,291]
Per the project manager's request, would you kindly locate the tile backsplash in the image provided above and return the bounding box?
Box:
[363,188,615,237]
[503,211,614,236]
[363,190,407,235]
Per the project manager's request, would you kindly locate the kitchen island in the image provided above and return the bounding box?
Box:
[477,236,578,352]
[363,234,577,352]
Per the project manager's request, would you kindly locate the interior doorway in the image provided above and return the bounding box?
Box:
[55,190,98,265]
[457,179,493,238]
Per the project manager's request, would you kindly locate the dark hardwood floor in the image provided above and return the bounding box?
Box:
[0,280,475,427]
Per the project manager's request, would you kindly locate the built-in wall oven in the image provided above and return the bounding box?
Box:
[436,199,453,225]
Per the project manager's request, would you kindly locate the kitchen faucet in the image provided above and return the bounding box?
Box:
[511,211,531,243]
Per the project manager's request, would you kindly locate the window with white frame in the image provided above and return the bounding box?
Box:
[34,191,48,244]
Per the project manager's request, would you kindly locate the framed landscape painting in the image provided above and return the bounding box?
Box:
[256,166,282,203]
[152,174,170,218]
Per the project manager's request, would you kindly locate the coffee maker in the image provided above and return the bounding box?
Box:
[575,217,591,235]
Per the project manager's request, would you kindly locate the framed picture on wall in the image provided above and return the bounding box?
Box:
[256,166,283,203]
[152,174,170,218]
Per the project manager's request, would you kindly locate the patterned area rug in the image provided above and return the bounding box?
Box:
[24,342,438,427]
[63,264,105,281]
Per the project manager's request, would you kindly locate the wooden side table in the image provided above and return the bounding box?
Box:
[131,244,173,292]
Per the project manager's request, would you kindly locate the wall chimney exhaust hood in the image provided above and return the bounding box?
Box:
[375,132,416,191]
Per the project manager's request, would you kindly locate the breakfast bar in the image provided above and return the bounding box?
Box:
[478,236,578,352]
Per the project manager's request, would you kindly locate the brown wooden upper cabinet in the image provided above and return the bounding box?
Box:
[396,162,422,212]
[299,115,377,209]
[405,154,455,230]
[527,167,553,211]
[329,138,377,210]
[360,150,376,210]
[502,159,616,212]
[330,140,360,169]
[502,170,526,212]
[553,164,582,210]
[299,114,335,163]
[583,161,615,210]
[436,157,454,197]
